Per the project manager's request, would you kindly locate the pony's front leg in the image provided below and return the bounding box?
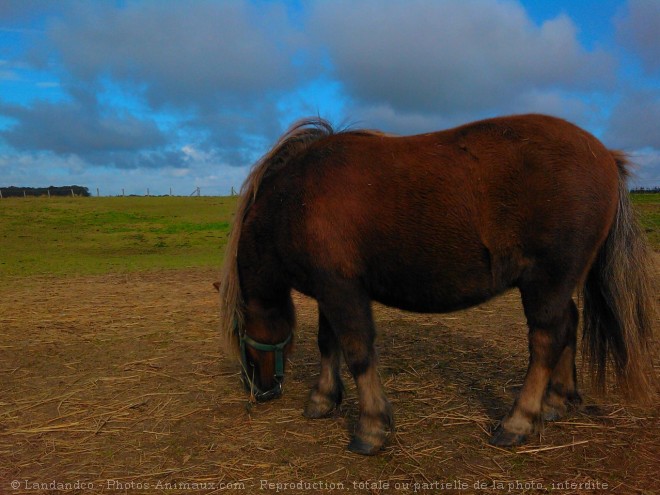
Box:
[304,310,343,418]
[319,288,393,455]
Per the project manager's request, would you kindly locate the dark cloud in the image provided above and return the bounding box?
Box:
[616,0,660,74]
[99,149,187,170]
[307,0,615,116]
[604,88,660,187]
[0,94,177,169]
[1,100,164,154]
[604,90,660,150]
[0,0,64,22]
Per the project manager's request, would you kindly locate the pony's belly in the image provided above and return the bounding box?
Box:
[366,270,497,314]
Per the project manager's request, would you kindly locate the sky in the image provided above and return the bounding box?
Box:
[1,0,659,196]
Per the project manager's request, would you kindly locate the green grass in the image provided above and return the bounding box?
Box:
[632,193,660,250]
[0,196,237,277]
[0,193,657,278]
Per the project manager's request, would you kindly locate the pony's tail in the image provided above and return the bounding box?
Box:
[218,118,335,358]
[582,152,658,403]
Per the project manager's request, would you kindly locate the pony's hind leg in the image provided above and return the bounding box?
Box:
[304,309,344,418]
[542,301,582,421]
[318,282,393,455]
[491,278,576,447]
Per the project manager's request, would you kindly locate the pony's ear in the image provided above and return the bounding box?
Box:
[213,281,221,292]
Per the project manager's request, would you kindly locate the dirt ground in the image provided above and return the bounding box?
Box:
[0,266,658,495]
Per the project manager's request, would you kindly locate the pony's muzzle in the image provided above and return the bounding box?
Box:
[241,372,284,402]
[254,381,283,402]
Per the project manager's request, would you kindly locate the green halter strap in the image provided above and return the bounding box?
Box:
[239,332,292,379]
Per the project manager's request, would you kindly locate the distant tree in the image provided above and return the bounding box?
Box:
[0,185,91,197]
[630,187,660,194]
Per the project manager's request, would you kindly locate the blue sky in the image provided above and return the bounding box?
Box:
[1,0,659,195]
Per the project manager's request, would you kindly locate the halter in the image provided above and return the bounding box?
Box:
[239,332,292,379]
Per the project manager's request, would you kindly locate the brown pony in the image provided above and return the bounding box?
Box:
[218,114,657,455]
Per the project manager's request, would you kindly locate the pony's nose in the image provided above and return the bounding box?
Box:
[242,370,284,401]
[254,380,283,402]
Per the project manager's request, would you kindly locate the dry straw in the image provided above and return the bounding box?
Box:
[1,266,658,490]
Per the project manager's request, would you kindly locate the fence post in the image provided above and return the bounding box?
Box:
[71,188,75,197]
[122,188,125,197]
[48,189,51,198]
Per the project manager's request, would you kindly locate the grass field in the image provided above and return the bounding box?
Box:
[633,193,660,249]
[0,193,658,278]
[0,196,237,277]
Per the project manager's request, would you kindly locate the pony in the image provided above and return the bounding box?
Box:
[218,114,656,455]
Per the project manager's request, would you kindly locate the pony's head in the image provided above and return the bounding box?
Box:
[219,274,296,401]
[219,119,331,401]
[236,299,295,401]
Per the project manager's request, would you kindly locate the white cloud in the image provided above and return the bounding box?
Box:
[308,0,615,115]
[626,148,660,188]
[45,1,299,110]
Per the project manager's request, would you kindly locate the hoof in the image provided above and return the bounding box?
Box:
[541,400,566,422]
[348,436,381,456]
[489,425,528,447]
[567,391,583,407]
[303,392,338,419]
[542,408,562,422]
[348,418,390,456]
[542,390,582,422]
[303,402,336,419]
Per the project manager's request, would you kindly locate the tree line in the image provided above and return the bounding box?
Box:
[1,184,656,198]
[630,187,660,194]
[0,186,91,198]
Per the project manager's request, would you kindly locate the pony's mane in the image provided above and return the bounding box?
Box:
[219,118,378,356]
